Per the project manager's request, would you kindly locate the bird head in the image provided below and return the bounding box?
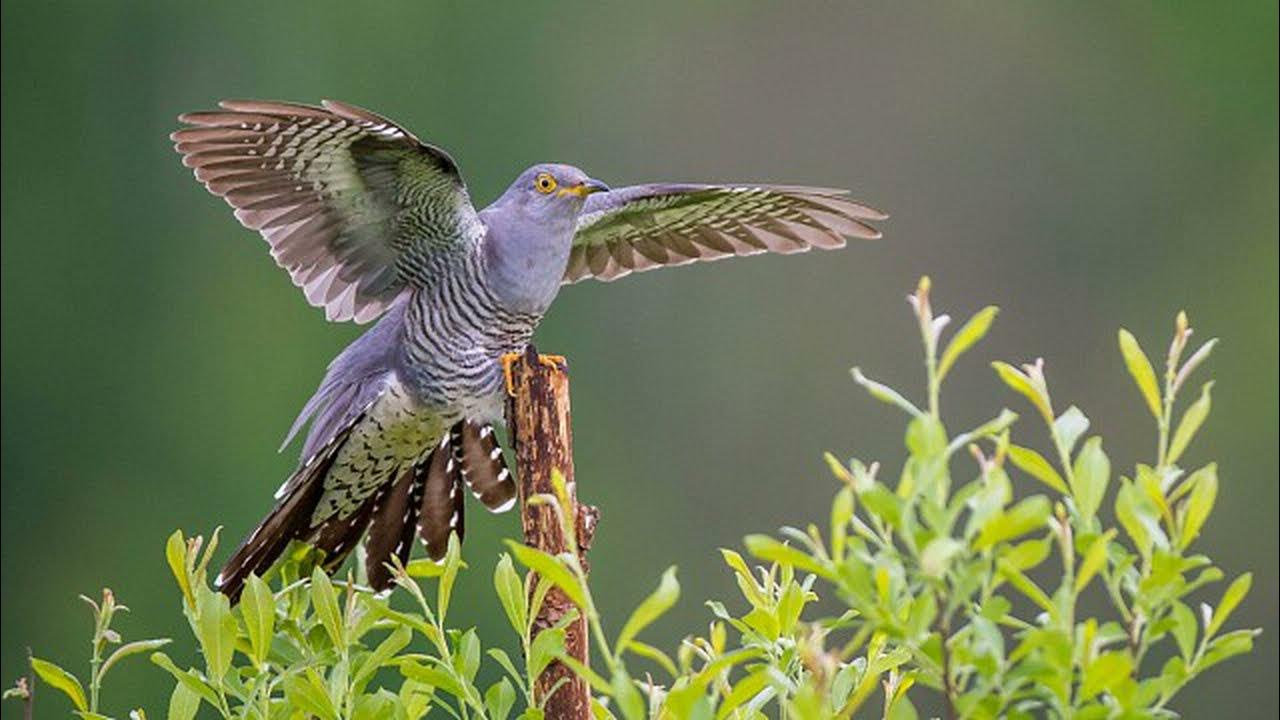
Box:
[496,164,609,219]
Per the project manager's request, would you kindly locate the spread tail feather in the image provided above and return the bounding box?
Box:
[454,422,517,513]
[219,419,514,601]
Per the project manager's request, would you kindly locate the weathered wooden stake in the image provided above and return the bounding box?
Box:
[505,345,599,720]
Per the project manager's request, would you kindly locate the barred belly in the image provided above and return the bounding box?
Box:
[400,253,541,426]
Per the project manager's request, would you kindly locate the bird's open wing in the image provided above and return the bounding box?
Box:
[173,99,482,323]
[564,183,886,284]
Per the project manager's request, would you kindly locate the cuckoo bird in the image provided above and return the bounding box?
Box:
[172,99,886,599]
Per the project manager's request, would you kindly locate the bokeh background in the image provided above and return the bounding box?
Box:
[3,2,1276,715]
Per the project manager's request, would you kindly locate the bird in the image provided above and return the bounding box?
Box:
[172,99,886,600]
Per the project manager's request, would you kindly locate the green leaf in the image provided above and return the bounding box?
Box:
[1053,406,1090,456]
[938,306,999,380]
[1200,629,1260,671]
[196,587,238,682]
[743,535,834,579]
[149,653,220,708]
[485,678,517,720]
[1170,601,1197,660]
[615,567,680,655]
[1080,651,1132,701]
[166,531,194,609]
[1168,382,1213,465]
[30,658,87,712]
[851,367,923,417]
[1007,445,1069,495]
[921,537,964,578]
[404,559,447,577]
[1207,573,1251,637]
[996,560,1056,615]
[1001,536,1052,572]
[715,668,771,719]
[100,638,172,681]
[310,566,345,649]
[529,626,566,680]
[438,532,462,621]
[493,553,528,636]
[400,660,463,697]
[240,573,274,666]
[992,362,1053,425]
[1070,437,1110,523]
[166,682,201,720]
[1179,464,1217,549]
[1116,479,1167,556]
[283,669,339,720]
[1074,530,1115,594]
[505,541,587,610]
[976,496,1051,550]
[355,625,413,688]
[1118,329,1163,421]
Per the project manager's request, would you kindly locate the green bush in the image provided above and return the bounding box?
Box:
[9,279,1258,719]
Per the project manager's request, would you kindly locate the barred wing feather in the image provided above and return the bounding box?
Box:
[564,183,886,284]
[173,99,481,323]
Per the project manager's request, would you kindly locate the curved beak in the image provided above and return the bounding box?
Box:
[562,178,610,198]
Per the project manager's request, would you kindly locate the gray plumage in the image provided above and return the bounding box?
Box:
[172,99,885,599]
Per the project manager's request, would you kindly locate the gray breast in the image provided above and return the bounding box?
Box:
[399,251,542,423]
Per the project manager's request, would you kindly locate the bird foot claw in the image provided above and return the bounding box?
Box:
[501,352,567,396]
[536,354,567,370]
[501,352,522,396]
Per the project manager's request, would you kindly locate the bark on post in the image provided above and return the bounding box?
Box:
[505,345,598,720]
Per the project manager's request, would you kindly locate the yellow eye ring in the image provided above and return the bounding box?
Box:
[534,172,557,194]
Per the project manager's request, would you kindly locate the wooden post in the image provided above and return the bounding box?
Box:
[505,345,599,720]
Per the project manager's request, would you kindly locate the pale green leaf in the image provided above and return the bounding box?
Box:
[100,638,172,681]
[1168,382,1213,465]
[196,587,238,682]
[355,625,413,688]
[992,362,1053,425]
[493,553,528,636]
[1179,464,1217,549]
[485,678,516,720]
[921,537,964,578]
[1053,406,1090,456]
[851,368,923,417]
[149,653,220,708]
[1074,530,1115,594]
[1207,573,1251,637]
[1200,629,1260,670]
[1080,651,1132,701]
[310,566,345,649]
[240,573,274,666]
[165,531,194,609]
[615,567,679,654]
[1070,437,1110,523]
[505,541,587,610]
[166,681,201,720]
[976,496,1051,550]
[938,306,999,380]
[438,532,462,621]
[1118,329,1162,421]
[996,560,1055,615]
[1170,601,1197,661]
[1007,444,1069,495]
[30,658,87,712]
[283,669,338,720]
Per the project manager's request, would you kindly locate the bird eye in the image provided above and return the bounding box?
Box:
[534,172,557,194]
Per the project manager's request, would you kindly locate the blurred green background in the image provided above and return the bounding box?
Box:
[3,2,1276,715]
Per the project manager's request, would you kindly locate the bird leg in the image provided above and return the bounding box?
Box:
[501,352,568,395]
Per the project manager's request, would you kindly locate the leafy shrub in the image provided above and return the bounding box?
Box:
[9,279,1257,719]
